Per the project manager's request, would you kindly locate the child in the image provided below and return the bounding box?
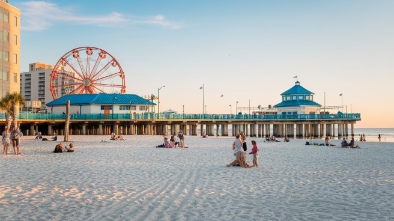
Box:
[249,140,259,167]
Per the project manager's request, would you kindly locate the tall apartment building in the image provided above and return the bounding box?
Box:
[0,0,20,98]
[20,62,55,107]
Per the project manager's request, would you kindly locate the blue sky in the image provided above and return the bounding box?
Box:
[15,0,394,127]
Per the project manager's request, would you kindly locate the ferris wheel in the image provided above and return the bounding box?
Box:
[50,46,126,99]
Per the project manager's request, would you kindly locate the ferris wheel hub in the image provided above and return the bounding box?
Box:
[83,78,91,86]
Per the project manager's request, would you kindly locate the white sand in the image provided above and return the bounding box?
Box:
[0,135,393,221]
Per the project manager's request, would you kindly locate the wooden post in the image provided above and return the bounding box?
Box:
[64,100,70,141]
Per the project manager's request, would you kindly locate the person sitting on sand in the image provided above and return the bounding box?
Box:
[53,143,63,153]
[110,132,116,140]
[35,132,42,139]
[51,133,57,141]
[284,136,290,142]
[170,135,179,147]
[64,143,75,152]
[341,138,349,147]
[156,137,173,148]
[349,137,360,148]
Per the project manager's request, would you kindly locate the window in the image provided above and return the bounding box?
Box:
[292,95,296,100]
[2,51,8,61]
[286,96,290,100]
[2,70,8,81]
[139,106,147,111]
[306,96,310,100]
[14,16,17,26]
[131,105,136,110]
[298,95,303,100]
[13,73,17,83]
[119,105,130,110]
[14,34,17,45]
[3,11,9,23]
[1,31,9,42]
[13,53,17,64]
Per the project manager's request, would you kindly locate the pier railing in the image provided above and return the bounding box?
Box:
[0,113,361,122]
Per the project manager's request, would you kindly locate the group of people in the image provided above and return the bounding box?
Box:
[2,125,22,155]
[53,143,75,153]
[226,131,259,168]
[110,133,125,141]
[341,137,360,148]
[156,130,187,148]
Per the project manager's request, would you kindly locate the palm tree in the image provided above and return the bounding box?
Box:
[0,92,25,129]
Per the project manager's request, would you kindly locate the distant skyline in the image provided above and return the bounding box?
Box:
[15,0,394,128]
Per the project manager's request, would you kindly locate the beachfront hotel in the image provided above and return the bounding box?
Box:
[0,0,20,99]
[20,62,55,110]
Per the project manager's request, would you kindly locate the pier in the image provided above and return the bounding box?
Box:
[2,112,361,138]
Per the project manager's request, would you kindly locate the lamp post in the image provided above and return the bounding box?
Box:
[112,96,118,119]
[200,84,205,117]
[229,104,232,115]
[157,86,165,119]
[183,105,185,119]
[236,101,238,115]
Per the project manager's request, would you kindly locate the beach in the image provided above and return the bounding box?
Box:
[1,135,393,221]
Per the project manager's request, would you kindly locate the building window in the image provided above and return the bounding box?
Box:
[2,11,9,23]
[1,31,9,42]
[139,106,147,111]
[14,34,17,45]
[14,16,17,26]
[306,96,310,100]
[286,96,290,100]
[298,95,303,100]
[2,51,8,61]
[13,53,17,64]
[292,95,296,100]
[13,73,17,83]
[131,105,136,110]
[2,70,8,81]
[119,105,130,110]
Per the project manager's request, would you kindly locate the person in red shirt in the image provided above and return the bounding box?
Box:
[249,140,259,167]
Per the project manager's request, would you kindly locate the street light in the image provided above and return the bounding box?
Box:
[157,86,165,119]
[183,105,185,119]
[229,104,232,115]
[236,101,238,114]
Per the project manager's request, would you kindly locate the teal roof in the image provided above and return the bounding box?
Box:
[281,81,314,95]
[46,94,155,106]
[274,100,321,108]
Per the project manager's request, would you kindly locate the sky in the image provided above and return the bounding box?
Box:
[14,0,394,128]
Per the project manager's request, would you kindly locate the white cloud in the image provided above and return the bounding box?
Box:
[20,1,181,31]
[136,15,181,30]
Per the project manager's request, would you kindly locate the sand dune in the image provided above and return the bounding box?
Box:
[0,135,393,220]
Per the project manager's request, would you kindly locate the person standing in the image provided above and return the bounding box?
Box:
[378,134,381,142]
[240,131,247,151]
[11,126,22,155]
[2,126,11,154]
[178,130,185,148]
[249,140,259,167]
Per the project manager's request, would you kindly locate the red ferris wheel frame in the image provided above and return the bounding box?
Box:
[50,46,126,100]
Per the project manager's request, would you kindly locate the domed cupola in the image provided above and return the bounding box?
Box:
[274,81,321,114]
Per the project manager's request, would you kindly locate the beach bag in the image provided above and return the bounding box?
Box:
[12,131,19,139]
[243,142,247,151]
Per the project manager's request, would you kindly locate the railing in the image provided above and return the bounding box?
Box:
[0,113,361,121]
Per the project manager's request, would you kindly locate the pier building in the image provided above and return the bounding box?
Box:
[1,82,360,138]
